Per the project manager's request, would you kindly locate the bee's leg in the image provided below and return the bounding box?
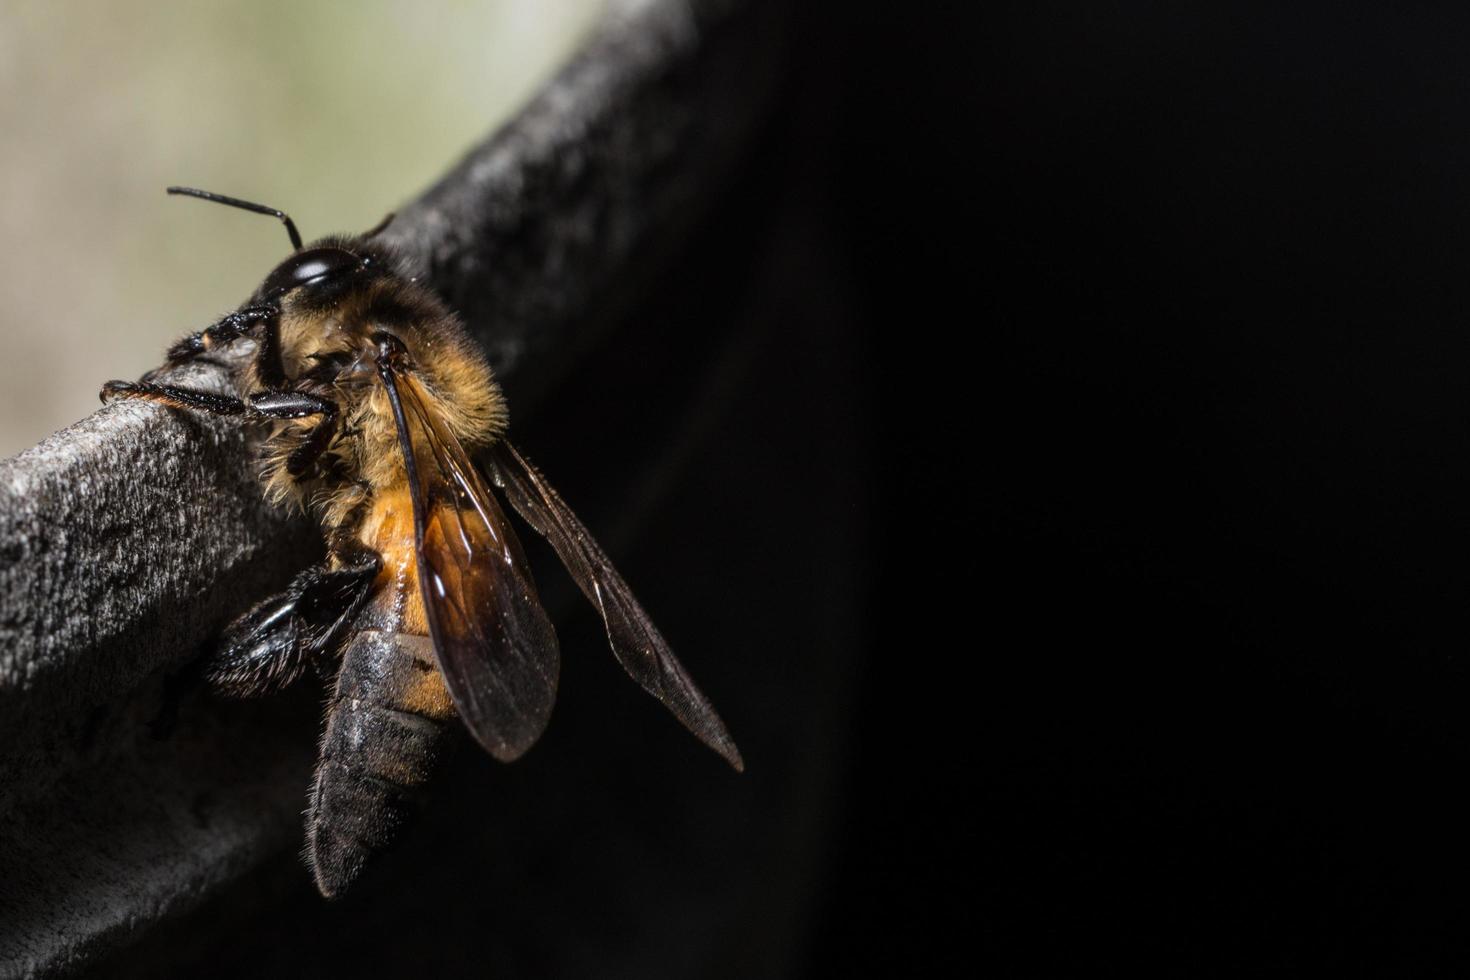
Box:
[101,381,334,448]
[248,314,288,389]
[160,305,280,368]
[205,552,381,699]
[101,380,342,480]
[245,390,340,477]
[100,379,250,416]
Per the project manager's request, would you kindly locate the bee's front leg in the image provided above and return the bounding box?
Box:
[158,305,280,368]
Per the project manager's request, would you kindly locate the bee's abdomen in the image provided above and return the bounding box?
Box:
[307,629,454,898]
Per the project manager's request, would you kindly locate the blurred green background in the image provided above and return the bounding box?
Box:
[0,0,603,459]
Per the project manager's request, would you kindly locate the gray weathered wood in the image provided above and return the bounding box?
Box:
[0,0,785,974]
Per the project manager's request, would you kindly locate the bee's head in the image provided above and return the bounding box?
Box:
[254,241,377,308]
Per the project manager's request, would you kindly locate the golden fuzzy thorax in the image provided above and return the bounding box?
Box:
[246,274,507,540]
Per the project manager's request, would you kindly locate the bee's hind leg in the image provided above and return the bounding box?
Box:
[204,553,381,699]
[149,554,379,737]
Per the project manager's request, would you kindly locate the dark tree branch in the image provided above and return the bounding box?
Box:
[0,1,788,974]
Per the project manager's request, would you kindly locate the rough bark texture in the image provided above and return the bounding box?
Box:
[0,0,794,975]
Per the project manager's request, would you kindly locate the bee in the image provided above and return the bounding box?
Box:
[101,188,742,898]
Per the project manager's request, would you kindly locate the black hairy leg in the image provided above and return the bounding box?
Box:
[159,305,286,386]
[206,552,381,699]
[247,390,339,477]
[163,305,276,362]
[100,379,250,417]
[101,381,341,478]
[146,550,373,734]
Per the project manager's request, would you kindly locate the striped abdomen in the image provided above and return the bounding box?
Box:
[307,627,454,897]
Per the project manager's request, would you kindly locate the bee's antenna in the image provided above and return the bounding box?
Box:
[166,186,304,251]
[364,211,396,238]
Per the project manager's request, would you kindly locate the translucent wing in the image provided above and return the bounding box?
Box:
[380,365,559,761]
[488,442,743,771]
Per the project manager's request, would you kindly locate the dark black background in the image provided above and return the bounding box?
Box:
[813,1,1470,974]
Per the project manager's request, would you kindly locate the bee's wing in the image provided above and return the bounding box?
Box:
[382,367,559,761]
[488,442,744,771]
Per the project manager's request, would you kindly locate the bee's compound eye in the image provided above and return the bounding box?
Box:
[260,247,364,299]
